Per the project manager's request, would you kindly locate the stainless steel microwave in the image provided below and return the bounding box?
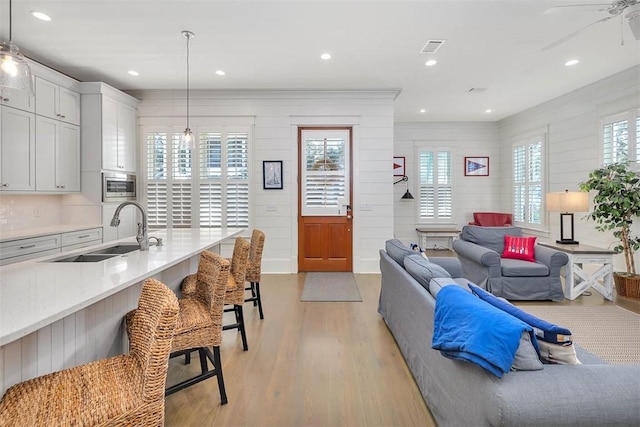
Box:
[102,173,136,202]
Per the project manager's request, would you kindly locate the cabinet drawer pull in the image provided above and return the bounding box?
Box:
[77,234,91,239]
[61,114,66,118]
[19,244,37,250]
[1,183,8,187]
[2,97,8,102]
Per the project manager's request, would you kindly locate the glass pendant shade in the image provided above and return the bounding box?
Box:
[180,30,195,150]
[0,41,33,96]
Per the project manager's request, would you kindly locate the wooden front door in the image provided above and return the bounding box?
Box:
[298,128,353,272]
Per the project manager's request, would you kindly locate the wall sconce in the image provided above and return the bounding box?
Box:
[394,175,414,200]
[546,189,589,244]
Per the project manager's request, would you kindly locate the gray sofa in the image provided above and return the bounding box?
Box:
[453,225,567,301]
[378,242,640,427]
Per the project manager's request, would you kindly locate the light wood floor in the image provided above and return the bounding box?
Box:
[164,268,640,427]
[164,273,435,427]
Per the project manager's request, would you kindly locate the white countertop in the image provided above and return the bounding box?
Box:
[0,224,104,242]
[0,228,243,346]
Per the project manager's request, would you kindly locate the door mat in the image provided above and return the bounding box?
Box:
[301,272,362,302]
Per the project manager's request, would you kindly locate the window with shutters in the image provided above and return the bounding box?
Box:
[144,127,250,229]
[301,129,349,216]
[513,135,544,228]
[601,110,639,165]
[419,149,452,221]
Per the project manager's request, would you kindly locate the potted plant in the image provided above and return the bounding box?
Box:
[579,162,640,298]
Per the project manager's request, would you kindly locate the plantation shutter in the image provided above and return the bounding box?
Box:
[145,126,251,229]
[419,149,451,220]
[602,116,628,165]
[301,130,349,216]
[226,132,249,227]
[513,136,543,227]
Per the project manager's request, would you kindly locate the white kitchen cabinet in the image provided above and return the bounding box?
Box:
[0,106,36,192]
[61,227,103,250]
[80,83,139,175]
[35,116,80,192]
[0,234,61,266]
[101,97,136,172]
[102,204,138,242]
[0,85,35,113]
[35,77,80,125]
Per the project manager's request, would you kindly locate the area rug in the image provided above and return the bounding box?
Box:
[520,305,640,365]
[301,272,362,302]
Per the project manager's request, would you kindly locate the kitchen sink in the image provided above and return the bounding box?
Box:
[86,244,140,255]
[48,244,140,262]
[53,254,119,263]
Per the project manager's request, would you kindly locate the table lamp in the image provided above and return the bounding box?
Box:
[546,190,589,244]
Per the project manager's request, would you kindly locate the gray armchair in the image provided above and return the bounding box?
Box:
[452,225,568,301]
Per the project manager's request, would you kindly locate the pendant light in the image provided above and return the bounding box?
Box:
[0,0,34,95]
[181,30,195,148]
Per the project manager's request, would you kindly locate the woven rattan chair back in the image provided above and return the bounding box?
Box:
[222,237,251,351]
[244,229,266,319]
[0,278,179,426]
[163,250,230,404]
[246,229,265,283]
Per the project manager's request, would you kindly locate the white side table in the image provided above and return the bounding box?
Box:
[538,242,615,301]
[415,228,460,250]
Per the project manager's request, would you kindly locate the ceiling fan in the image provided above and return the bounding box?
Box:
[542,0,640,51]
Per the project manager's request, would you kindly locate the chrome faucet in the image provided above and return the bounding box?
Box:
[110,201,149,251]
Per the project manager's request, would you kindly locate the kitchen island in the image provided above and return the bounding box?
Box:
[0,227,243,394]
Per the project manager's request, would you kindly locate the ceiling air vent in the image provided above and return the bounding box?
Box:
[421,40,445,54]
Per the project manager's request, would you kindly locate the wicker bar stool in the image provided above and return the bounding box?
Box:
[0,278,179,427]
[129,250,230,404]
[182,238,250,351]
[222,237,251,350]
[244,229,266,319]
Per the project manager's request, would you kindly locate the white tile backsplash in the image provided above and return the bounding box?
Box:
[0,195,62,232]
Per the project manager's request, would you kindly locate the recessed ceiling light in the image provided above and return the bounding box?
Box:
[30,11,51,21]
[485,109,493,113]
[320,53,331,60]
[419,109,427,113]
[565,59,579,66]
[215,70,226,76]
[128,70,139,76]
[425,59,437,67]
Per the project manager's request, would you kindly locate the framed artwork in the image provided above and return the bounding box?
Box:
[464,156,489,176]
[393,156,406,176]
[263,160,283,189]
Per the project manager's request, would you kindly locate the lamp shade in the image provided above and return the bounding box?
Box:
[0,41,33,96]
[546,190,588,213]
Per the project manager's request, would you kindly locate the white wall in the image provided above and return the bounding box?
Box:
[392,122,500,244]
[130,89,398,274]
[497,65,640,272]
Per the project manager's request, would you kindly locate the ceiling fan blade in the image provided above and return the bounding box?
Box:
[542,16,613,51]
[543,4,612,15]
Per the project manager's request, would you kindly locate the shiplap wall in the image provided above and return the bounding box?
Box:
[392,122,500,244]
[498,65,640,272]
[130,90,398,273]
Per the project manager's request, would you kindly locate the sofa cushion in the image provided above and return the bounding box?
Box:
[500,258,549,277]
[385,239,414,266]
[469,284,581,365]
[428,278,471,298]
[513,331,544,371]
[404,254,452,291]
[502,235,537,262]
[460,225,523,254]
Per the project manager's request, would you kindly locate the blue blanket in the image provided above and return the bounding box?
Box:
[432,285,533,377]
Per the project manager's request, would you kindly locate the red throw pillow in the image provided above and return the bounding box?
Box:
[502,235,537,262]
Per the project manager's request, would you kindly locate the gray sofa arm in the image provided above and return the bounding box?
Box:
[429,257,462,277]
[534,244,569,268]
[452,239,500,267]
